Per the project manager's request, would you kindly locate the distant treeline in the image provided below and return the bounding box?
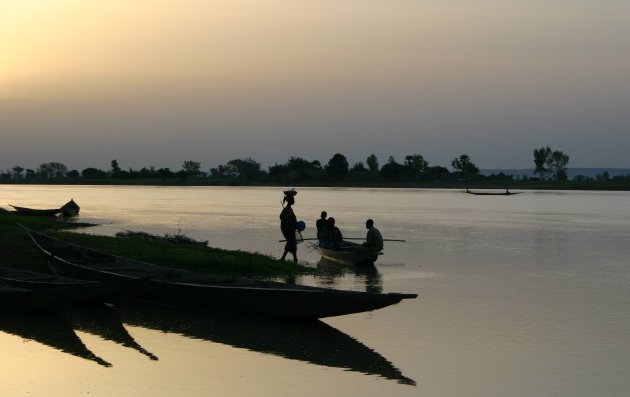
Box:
[2,149,629,184]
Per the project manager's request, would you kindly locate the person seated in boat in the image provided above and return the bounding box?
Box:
[362,219,383,252]
[321,217,343,250]
[316,211,328,244]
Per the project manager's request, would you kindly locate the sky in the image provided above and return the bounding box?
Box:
[1,0,630,172]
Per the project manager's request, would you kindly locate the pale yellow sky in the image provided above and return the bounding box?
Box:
[1,0,629,169]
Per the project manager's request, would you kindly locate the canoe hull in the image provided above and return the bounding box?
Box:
[23,226,416,319]
[319,241,381,265]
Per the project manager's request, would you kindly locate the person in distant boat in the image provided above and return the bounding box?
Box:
[362,219,383,252]
[280,189,298,263]
[316,211,328,243]
[321,217,343,250]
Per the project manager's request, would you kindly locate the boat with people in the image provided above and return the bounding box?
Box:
[465,189,521,196]
[318,240,382,265]
[20,225,417,320]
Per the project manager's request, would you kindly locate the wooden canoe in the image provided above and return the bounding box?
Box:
[0,279,119,312]
[10,205,61,217]
[465,190,521,196]
[21,225,417,320]
[319,240,382,265]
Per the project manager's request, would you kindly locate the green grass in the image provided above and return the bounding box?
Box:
[0,214,315,277]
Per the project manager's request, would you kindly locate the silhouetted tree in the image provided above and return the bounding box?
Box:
[533,146,569,181]
[380,156,406,179]
[157,168,174,182]
[110,159,122,175]
[210,164,240,178]
[326,153,349,176]
[350,162,368,173]
[548,150,569,181]
[81,167,107,178]
[67,170,80,178]
[12,166,24,179]
[451,155,479,175]
[269,157,322,179]
[227,158,261,179]
[425,166,450,180]
[38,162,68,179]
[176,170,188,181]
[182,161,201,178]
[404,154,428,177]
[25,169,36,179]
[366,154,379,173]
[533,146,552,180]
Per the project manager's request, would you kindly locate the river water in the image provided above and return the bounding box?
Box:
[1,185,629,396]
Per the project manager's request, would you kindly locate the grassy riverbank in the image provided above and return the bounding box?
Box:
[0,214,314,277]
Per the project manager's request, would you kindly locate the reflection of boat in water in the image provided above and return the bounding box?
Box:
[63,303,158,360]
[0,311,111,367]
[24,226,417,319]
[117,300,416,385]
[318,241,382,265]
[317,257,383,294]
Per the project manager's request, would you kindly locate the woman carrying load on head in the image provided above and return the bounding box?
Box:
[280,189,298,263]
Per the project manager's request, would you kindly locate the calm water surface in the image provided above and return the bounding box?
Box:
[1,186,629,396]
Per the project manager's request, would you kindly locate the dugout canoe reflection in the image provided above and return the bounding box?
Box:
[116,300,416,385]
[0,311,112,367]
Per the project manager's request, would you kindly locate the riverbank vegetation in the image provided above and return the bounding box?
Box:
[2,149,630,190]
[0,214,315,277]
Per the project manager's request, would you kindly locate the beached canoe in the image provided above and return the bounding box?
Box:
[0,266,103,289]
[0,279,118,312]
[60,199,80,217]
[10,205,61,217]
[9,199,80,217]
[21,225,417,319]
[319,240,382,265]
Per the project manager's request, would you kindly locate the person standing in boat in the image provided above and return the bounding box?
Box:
[363,219,383,252]
[316,211,328,244]
[280,189,298,263]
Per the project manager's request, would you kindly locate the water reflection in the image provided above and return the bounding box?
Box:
[117,300,415,385]
[316,257,383,294]
[62,303,158,361]
[0,311,112,367]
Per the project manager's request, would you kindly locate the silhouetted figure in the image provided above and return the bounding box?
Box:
[363,219,383,252]
[280,189,298,263]
[321,217,343,250]
[316,211,328,242]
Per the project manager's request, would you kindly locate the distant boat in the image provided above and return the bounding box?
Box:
[465,189,521,196]
[318,241,382,265]
[21,225,418,320]
[9,199,80,217]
